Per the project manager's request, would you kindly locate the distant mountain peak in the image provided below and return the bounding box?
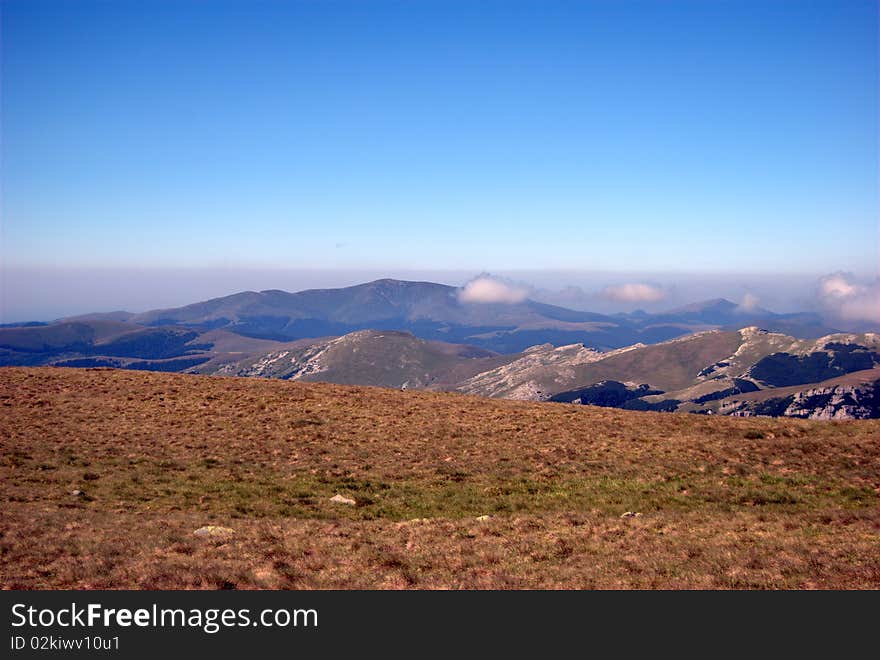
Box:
[24,278,842,362]
[364,278,455,292]
[667,298,738,314]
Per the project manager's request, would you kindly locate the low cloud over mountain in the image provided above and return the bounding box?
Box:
[736,293,762,313]
[600,282,667,303]
[817,272,880,323]
[458,274,529,304]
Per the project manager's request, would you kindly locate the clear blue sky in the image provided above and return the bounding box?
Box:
[1,0,877,276]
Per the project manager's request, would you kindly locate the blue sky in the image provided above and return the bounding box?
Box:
[1,0,878,319]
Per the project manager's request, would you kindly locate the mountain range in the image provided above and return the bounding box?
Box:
[2,278,877,419]
[130,279,839,350]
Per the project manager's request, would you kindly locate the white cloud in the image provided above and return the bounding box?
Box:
[458,274,529,304]
[819,272,862,299]
[600,282,667,303]
[817,272,880,323]
[737,292,761,312]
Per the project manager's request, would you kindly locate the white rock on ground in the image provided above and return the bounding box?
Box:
[193,525,235,537]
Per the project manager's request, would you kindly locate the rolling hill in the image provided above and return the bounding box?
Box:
[0,319,314,372]
[213,329,513,389]
[457,330,744,399]
[3,278,873,417]
[538,328,880,418]
[3,279,844,363]
[127,278,688,352]
[46,278,836,354]
[199,323,880,418]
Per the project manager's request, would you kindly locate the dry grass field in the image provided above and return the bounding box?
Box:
[1,366,879,589]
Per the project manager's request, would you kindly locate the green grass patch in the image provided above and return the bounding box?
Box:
[86,462,876,521]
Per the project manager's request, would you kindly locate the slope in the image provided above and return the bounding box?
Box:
[216,329,513,389]
[1,366,878,589]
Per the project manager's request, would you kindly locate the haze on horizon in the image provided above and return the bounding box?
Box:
[1,1,877,324]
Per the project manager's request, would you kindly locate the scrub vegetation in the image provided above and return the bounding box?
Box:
[1,367,878,589]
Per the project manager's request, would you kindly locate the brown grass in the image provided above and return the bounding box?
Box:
[1,366,879,589]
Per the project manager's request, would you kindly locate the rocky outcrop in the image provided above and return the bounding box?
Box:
[720,380,880,420]
[457,342,642,400]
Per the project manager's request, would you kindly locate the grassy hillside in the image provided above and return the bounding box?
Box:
[218,330,512,389]
[0,320,134,351]
[567,330,744,391]
[1,367,878,589]
[458,330,743,399]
